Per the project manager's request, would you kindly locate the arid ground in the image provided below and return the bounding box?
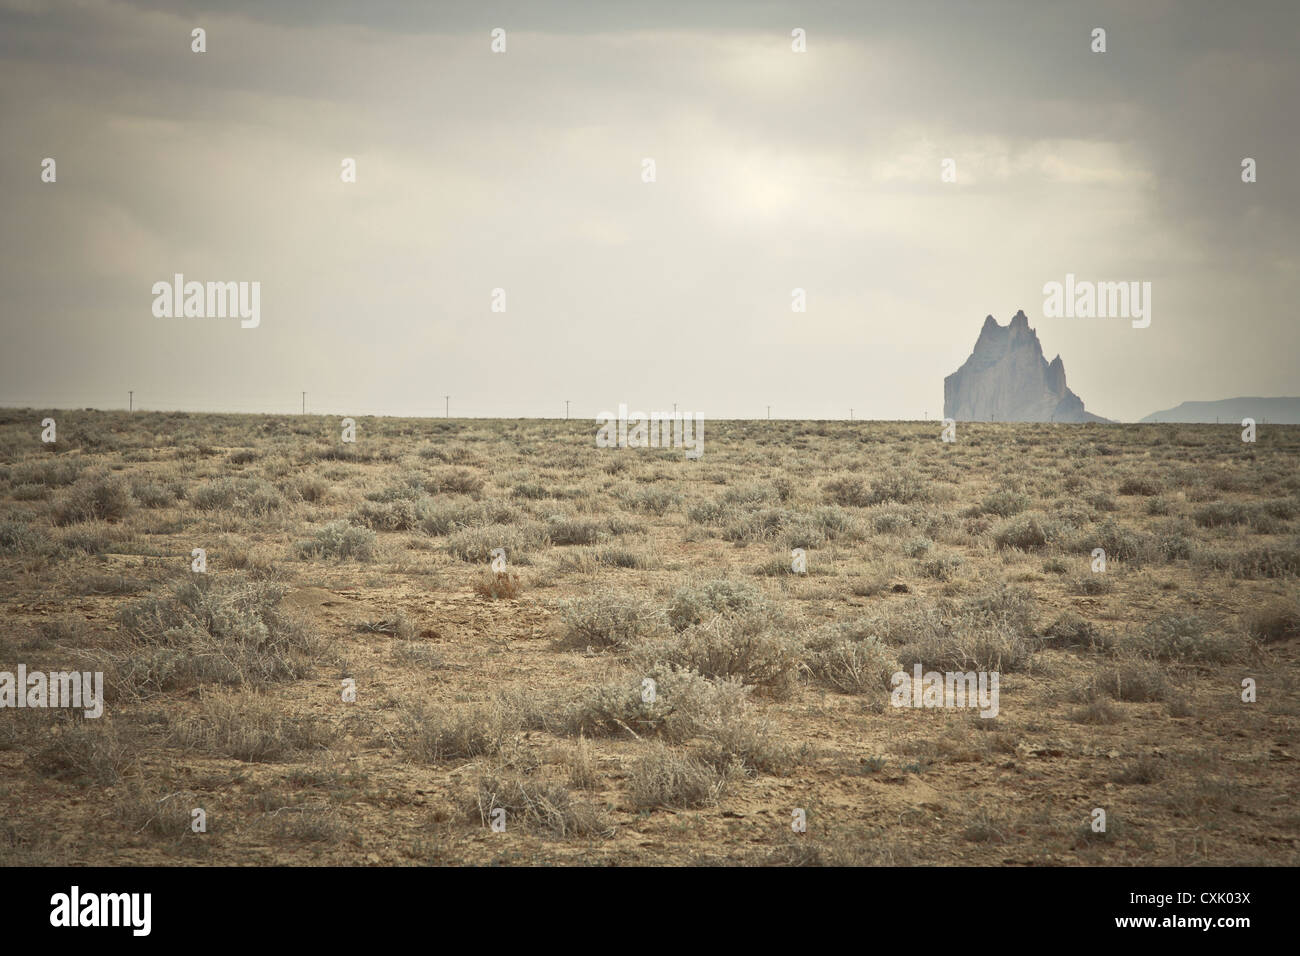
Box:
[1,410,1297,866]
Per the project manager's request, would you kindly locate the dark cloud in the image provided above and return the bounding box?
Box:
[1,0,1295,419]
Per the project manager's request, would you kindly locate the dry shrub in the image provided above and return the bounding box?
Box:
[466,772,610,838]
[173,690,337,762]
[108,576,327,696]
[560,593,666,648]
[629,742,736,810]
[632,610,802,699]
[398,701,521,763]
[1244,601,1300,643]
[474,571,524,600]
[52,473,133,525]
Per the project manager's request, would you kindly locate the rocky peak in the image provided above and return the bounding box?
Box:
[944,311,1109,422]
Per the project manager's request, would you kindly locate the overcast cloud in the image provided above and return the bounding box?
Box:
[2,0,1296,420]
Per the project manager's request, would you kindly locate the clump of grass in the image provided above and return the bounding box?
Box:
[1071,698,1121,725]
[1072,573,1114,595]
[560,667,796,774]
[112,576,326,693]
[919,552,964,580]
[560,593,666,648]
[1082,518,1154,564]
[1073,813,1124,847]
[192,476,282,517]
[28,721,137,786]
[474,571,524,600]
[173,690,337,762]
[426,467,485,497]
[629,742,736,810]
[0,520,40,555]
[444,522,549,564]
[666,578,765,630]
[1086,492,1118,513]
[1130,614,1244,663]
[467,773,610,837]
[1074,661,1170,702]
[294,476,329,503]
[295,520,376,561]
[51,473,133,525]
[351,496,434,532]
[824,470,929,508]
[512,482,549,500]
[561,736,600,790]
[546,516,605,546]
[1113,755,1166,785]
[902,536,932,558]
[625,487,681,515]
[805,630,899,694]
[1145,496,1173,516]
[962,809,1013,844]
[881,586,1038,673]
[11,458,83,487]
[115,786,202,838]
[632,610,803,699]
[993,513,1052,551]
[129,480,178,508]
[1118,476,1163,496]
[1043,611,1111,651]
[1200,542,1300,579]
[975,489,1030,517]
[1245,601,1300,644]
[398,702,521,763]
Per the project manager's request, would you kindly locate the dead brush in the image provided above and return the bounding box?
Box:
[172,689,338,762]
[466,772,611,838]
[115,785,202,838]
[631,610,803,699]
[473,570,524,600]
[629,742,736,810]
[356,614,415,639]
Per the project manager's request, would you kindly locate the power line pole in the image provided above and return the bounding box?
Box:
[128,391,133,412]
[767,405,771,420]
[301,392,306,415]
[849,408,853,421]
[445,395,450,418]
[565,400,570,420]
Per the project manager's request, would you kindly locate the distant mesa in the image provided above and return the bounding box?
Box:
[943,310,1110,423]
[1139,397,1300,424]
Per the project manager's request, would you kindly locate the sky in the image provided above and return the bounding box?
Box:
[2,0,1297,421]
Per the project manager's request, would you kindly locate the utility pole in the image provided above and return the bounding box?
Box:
[128,391,133,412]
[445,395,450,418]
[767,405,771,420]
[565,400,570,420]
[302,392,306,415]
[850,408,853,421]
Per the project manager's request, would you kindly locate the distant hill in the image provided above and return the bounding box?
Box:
[944,311,1110,423]
[1139,397,1300,424]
